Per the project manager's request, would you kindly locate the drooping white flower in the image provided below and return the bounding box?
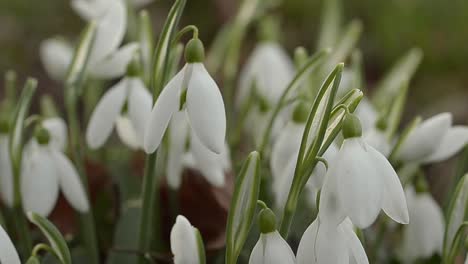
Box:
[319,114,409,229]
[170,215,204,264]
[249,208,296,264]
[21,119,89,217]
[41,0,138,80]
[144,39,226,155]
[86,77,152,149]
[400,188,445,262]
[0,225,20,264]
[398,112,468,163]
[297,218,369,264]
[72,0,153,20]
[0,133,14,207]
[166,112,230,189]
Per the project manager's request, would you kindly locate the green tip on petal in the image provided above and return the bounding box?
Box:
[185,38,205,63]
[34,125,50,145]
[258,208,277,234]
[342,113,362,139]
[292,102,309,124]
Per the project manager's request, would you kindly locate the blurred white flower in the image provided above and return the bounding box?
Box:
[144,63,226,155]
[166,112,230,189]
[0,225,20,264]
[86,77,152,149]
[72,0,153,20]
[21,118,89,217]
[249,230,295,264]
[400,188,445,262]
[354,98,378,133]
[297,218,368,264]
[0,133,14,207]
[170,215,203,264]
[363,127,391,156]
[41,0,138,80]
[319,115,408,228]
[398,112,468,163]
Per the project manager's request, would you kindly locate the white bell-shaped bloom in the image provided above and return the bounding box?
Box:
[249,230,296,264]
[297,218,368,264]
[166,112,231,189]
[40,38,74,81]
[144,63,226,154]
[237,42,294,107]
[72,0,153,20]
[0,225,20,264]
[363,127,391,157]
[0,133,14,207]
[86,77,152,149]
[170,215,203,264]
[42,0,138,80]
[355,98,378,133]
[319,136,409,228]
[21,120,89,217]
[398,113,468,163]
[400,188,444,262]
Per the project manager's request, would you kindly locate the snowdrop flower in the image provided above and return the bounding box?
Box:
[144,38,226,154]
[21,119,89,217]
[165,112,231,188]
[170,215,205,264]
[249,208,296,264]
[86,72,152,149]
[397,112,468,163]
[400,188,444,262]
[0,121,14,207]
[72,0,153,20]
[319,113,409,228]
[297,218,368,264]
[0,225,20,264]
[41,0,138,80]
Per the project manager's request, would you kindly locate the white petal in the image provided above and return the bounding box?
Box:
[71,0,111,20]
[363,128,391,157]
[115,116,140,149]
[336,139,384,228]
[21,146,59,217]
[170,215,199,264]
[307,143,339,191]
[86,79,127,149]
[270,122,304,181]
[318,158,347,227]
[237,43,294,107]
[297,219,348,264]
[88,0,126,66]
[340,220,369,264]
[189,132,225,187]
[249,231,296,264]
[423,126,468,163]
[128,78,153,143]
[90,43,139,79]
[40,38,73,81]
[400,192,444,261]
[398,113,452,162]
[143,66,186,153]
[367,146,409,224]
[186,63,226,154]
[0,225,20,264]
[167,111,189,189]
[42,117,68,151]
[51,150,89,213]
[0,136,14,207]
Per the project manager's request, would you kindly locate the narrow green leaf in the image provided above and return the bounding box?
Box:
[443,174,468,260]
[27,212,72,264]
[225,151,261,264]
[372,48,423,109]
[138,10,154,85]
[150,0,186,99]
[384,79,408,140]
[317,0,342,50]
[107,205,141,264]
[64,21,97,88]
[195,228,206,264]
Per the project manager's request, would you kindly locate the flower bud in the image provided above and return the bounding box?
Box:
[34,126,50,145]
[185,38,205,63]
[342,113,362,139]
[258,208,277,234]
[292,102,309,124]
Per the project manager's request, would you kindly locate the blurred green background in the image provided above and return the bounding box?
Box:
[0,0,467,196]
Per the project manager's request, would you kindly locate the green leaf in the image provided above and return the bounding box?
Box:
[107,205,141,264]
[138,10,154,86]
[384,79,408,141]
[317,0,342,50]
[225,151,261,264]
[372,48,423,110]
[150,0,186,99]
[64,21,97,88]
[27,212,72,264]
[195,228,206,264]
[443,174,468,260]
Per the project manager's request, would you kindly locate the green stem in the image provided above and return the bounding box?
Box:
[65,89,100,264]
[137,152,160,264]
[445,222,468,264]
